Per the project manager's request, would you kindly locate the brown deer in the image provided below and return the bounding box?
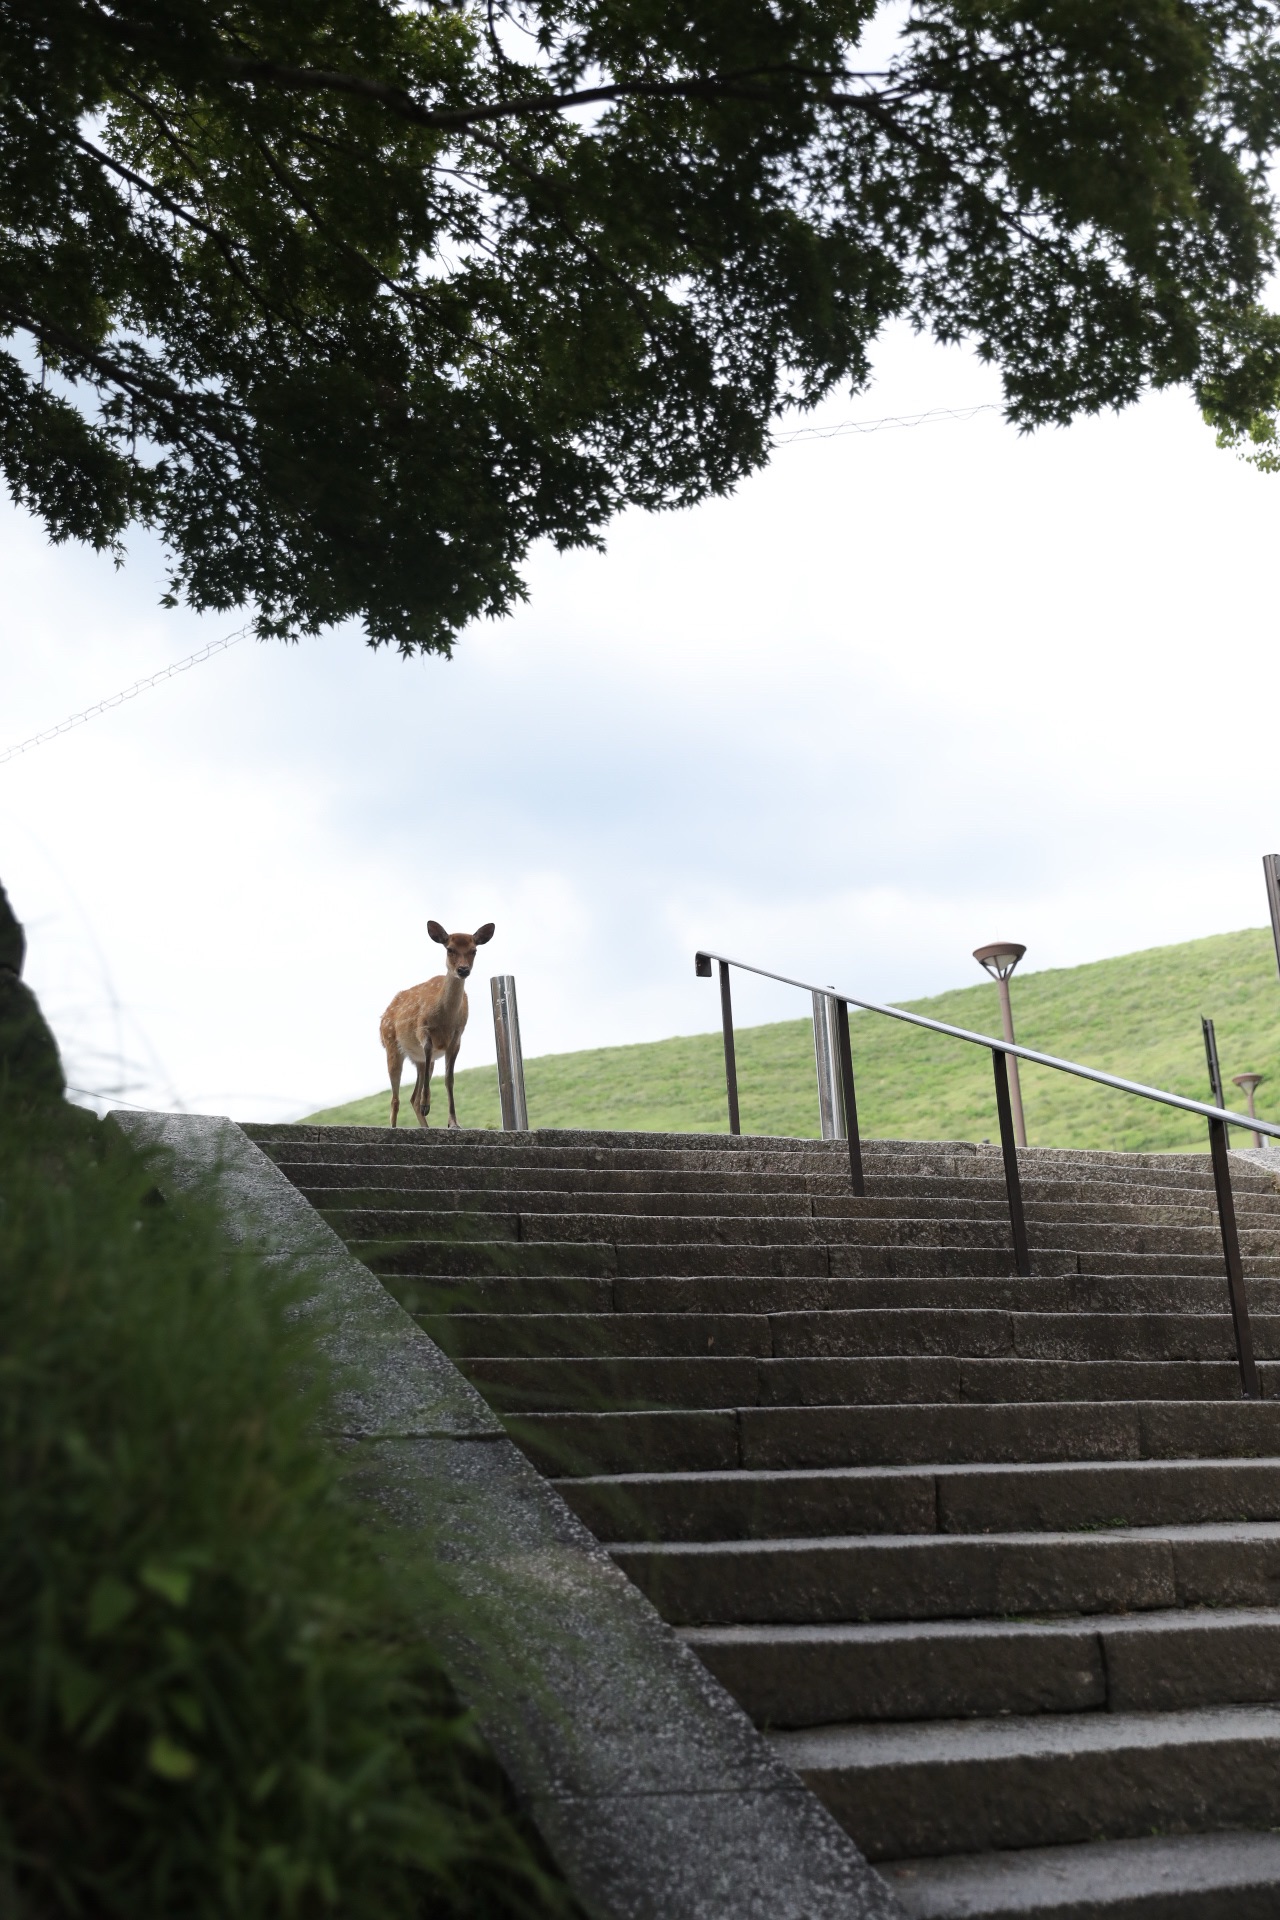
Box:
[380,921,495,1128]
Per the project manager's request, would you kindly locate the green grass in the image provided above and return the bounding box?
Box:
[0,1099,573,1919]
[303,927,1280,1152]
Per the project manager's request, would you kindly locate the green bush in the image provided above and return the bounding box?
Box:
[0,1103,572,1919]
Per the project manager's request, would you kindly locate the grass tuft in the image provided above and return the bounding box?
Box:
[0,1103,573,1919]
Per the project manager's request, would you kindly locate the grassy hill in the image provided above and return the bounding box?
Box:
[301,928,1280,1152]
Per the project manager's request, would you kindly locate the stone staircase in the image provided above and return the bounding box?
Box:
[245,1124,1280,1918]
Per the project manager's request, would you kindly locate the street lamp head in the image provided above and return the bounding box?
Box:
[1233,1073,1265,1093]
[973,941,1027,982]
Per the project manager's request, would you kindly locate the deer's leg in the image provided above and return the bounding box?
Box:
[412,1040,434,1127]
[444,1038,462,1129]
[386,1041,404,1128]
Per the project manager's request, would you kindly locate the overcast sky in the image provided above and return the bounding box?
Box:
[4,320,1279,1122]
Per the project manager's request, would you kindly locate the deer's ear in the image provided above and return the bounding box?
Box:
[427,920,449,945]
[473,923,495,944]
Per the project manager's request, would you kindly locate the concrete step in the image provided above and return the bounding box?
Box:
[880,1830,1280,1919]
[764,1309,1277,1362]
[610,1521,1280,1626]
[251,1128,1270,1193]
[357,1238,620,1278]
[271,1160,1252,1206]
[384,1271,1280,1316]
[424,1310,776,1359]
[393,1276,618,1315]
[363,1238,870,1278]
[324,1203,1280,1261]
[297,1179,1280,1228]
[249,1122,1250,1162]
[772,1704,1280,1860]
[510,1398,1280,1476]
[679,1606,1280,1725]
[329,1206,1022,1248]
[309,1182,818,1218]
[605,1274,1280,1315]
[555,1458,1280,1542]
[359,1240,1272,1284]
[463,1353,1264,1413]
[256,1121,1280,1914]
[432,1308,1280,1364]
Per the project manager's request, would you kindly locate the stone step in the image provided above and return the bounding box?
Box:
[384,1270,1276,1316]
[252,1128,1265,1191]
[509,1398,1280,1477]
[603,1273,1280,1314]
[298,1180,1280,1228]
[610,1521,1280,1626]
[331,1207,1019,1247]
[392,1275,618,1315]
[252,1122,1261,1167]
[555,1458,1280,1542]
[463,1353,1265,1413]
[772,1704,1280,1861]
[275,1161,1256,1208]
[762,1309,1271,1362]
[254,1133,924,1173]
[357,1238,620,1278]
[679,1606,1280,1726]
[363,1240,1271,1283]
[255,1119,1280,1914]
[326,1204,1280,1259]
[426,1309,776,1358]
[880,1830,1280,1919]
[430,1308,1279,1364]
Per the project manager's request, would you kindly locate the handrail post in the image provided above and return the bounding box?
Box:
[1208,1115,1262,1398]
[696,953,741,1135]
[834,998,865,1197]
[718,961,741,1135]
[490,975,528,1130]
[811,992,847,1139]
[992,1048,1031,1277]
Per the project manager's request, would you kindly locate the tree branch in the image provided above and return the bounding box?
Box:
[217,56,892,132]
[0,304,250,453]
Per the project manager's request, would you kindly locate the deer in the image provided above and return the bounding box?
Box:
[380,921,495,1128]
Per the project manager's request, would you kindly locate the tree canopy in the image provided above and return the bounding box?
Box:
[7,0,1280,652]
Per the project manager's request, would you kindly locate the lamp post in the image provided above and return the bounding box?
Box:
[1233,1072,1265,1151]
[974,941,1028,1149]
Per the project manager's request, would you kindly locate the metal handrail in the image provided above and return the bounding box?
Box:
[695,948,1268,1398]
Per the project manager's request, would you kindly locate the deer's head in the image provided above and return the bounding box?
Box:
[428,920,495,982]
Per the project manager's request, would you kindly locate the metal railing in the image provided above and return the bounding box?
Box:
[696,949,1280,1399]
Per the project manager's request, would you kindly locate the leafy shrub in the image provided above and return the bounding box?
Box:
[0,1102,572,1919]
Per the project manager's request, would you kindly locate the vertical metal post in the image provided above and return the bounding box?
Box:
[1202,1017,1226,1114]
[811,992,847,1141]
[995,973,1028,1149]
[1264,855,1280,981]
[490,975,528,1131]
[992,1048,1031,1277]
[1208,1115,1262,1399]
[718,960,741,1136]
[1232,1073,1265,1152]
[834,998,865,1197]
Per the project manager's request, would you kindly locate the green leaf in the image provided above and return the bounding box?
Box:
[55,1659,103,1732]
[168,1691,205,1734]
[140,1561,193,1607]
[87,1573,137,1637]
[147,1734,199,1781]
